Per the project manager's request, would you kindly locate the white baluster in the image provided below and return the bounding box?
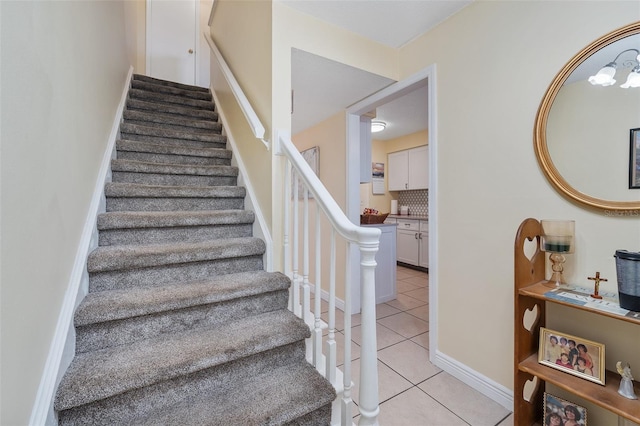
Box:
[342,247,353,425]
[357,239,380,426]
[302,187,311,361]
[292,172,300,316]
[325,231,337,384]
[313,203,323,370]
[284,161,292,311]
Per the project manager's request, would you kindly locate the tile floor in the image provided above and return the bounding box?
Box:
[317,265,514,426]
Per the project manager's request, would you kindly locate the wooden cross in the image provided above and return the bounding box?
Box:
[588,271,608,299]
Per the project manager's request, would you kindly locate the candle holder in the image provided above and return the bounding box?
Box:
[540,220,575,288]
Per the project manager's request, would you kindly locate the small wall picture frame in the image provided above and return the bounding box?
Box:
[544,392,587,426]
[538,327,605,385]
[630,128,640,189]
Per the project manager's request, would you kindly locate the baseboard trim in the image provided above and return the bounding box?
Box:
[208,84,273,272]
[29,66,134,426]
[433,349,514,412]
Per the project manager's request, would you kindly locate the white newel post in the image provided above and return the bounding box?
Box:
[358,238,380,426]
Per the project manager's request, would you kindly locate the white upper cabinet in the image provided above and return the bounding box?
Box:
[388,146,428,191]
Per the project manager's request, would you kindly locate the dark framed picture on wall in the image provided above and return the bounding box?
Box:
[630,127,640,189]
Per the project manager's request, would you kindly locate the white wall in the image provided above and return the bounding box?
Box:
[0,2,130,424]
[399,0,640,420]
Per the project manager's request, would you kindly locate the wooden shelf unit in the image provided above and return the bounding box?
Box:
[514,218,640,425]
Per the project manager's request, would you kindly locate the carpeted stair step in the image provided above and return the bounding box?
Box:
[123,109,223,134]
[105,182,245,212]
[74,271,291,353]
[97,209,253,246]
[131,79,212,102]
[133,73,210,93]
[56,342,312,426]
[129,88,215,111]
[120,122,227,145]
[126,98,218,122]
[115,139,232,166]
[111,159,238,187]
[136,362,336,426]
[54,309,311,417]
[87,237,265,291]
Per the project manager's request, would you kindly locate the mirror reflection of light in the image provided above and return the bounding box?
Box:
[588,50,640,88]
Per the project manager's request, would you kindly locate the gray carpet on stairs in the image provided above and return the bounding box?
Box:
[53,74,335,425]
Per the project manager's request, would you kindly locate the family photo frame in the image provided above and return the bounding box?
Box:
[538,327,605,385]
[543,392,587,426]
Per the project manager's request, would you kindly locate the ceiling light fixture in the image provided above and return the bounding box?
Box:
[371,121,386,133]
[588,48,640,88]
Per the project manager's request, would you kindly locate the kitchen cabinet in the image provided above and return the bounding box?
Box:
[388,146,428,191]
[396,219,428,269]
[419,221,429,268]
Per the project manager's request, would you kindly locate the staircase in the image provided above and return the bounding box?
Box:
[53,74,336,425]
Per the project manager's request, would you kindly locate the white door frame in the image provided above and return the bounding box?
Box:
[345,64,438,356]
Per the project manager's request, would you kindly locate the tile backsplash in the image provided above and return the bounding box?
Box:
[398,189,428,217]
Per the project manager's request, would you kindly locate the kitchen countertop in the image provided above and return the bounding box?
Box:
[387,214,428,221]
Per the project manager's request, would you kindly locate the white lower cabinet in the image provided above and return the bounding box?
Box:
[396,219,428,268]
[419,221,429,268]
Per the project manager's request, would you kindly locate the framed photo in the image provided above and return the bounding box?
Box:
[538,327,605,385]
[630,128,640,189]
[543,392,587,426]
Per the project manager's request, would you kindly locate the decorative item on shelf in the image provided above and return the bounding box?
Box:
[543,393,588,426]
[538,327,605,385]
[616,362,638,400]
[588,271,608,299]
[614,250,640,311]
[360,208,389,224]
[540,220,575,288]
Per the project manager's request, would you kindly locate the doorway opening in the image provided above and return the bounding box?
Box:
[345,65,437,359]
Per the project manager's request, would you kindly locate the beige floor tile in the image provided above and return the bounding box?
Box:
[403,275,429,288]
[385,293,427,311]
[403,287,429,302]
[378,312,429,338]
[350,358,413,405]
[405,304,429,321]
[497,413,514,425]
[376,387,467,425]
[351,323,405,350]
[308,295,329,313]
[396,268,416,280]
[396,280,421,294]
[378,340,441,384]
[419,372,511,426]
[350,312,362,328]
[410,331,429,349]
[375,303,401,319]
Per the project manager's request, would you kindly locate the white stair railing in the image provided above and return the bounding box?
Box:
[276,130,381,426]
[205,28,381,425]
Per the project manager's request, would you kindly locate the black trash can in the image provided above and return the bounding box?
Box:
[614,250,640,312]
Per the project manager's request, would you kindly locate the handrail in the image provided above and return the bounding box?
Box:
[275,130,381,246]
[203,31,269,150]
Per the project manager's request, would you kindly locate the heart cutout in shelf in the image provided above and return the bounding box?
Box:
[523,304,540,334]
[523,375,539,403]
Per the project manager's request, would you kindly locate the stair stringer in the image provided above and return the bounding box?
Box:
[208,84,273,272]
[28,66,135,426]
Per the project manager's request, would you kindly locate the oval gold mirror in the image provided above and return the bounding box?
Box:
[534,21,640,212]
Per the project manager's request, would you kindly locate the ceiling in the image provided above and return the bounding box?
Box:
[284,0,473,140]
